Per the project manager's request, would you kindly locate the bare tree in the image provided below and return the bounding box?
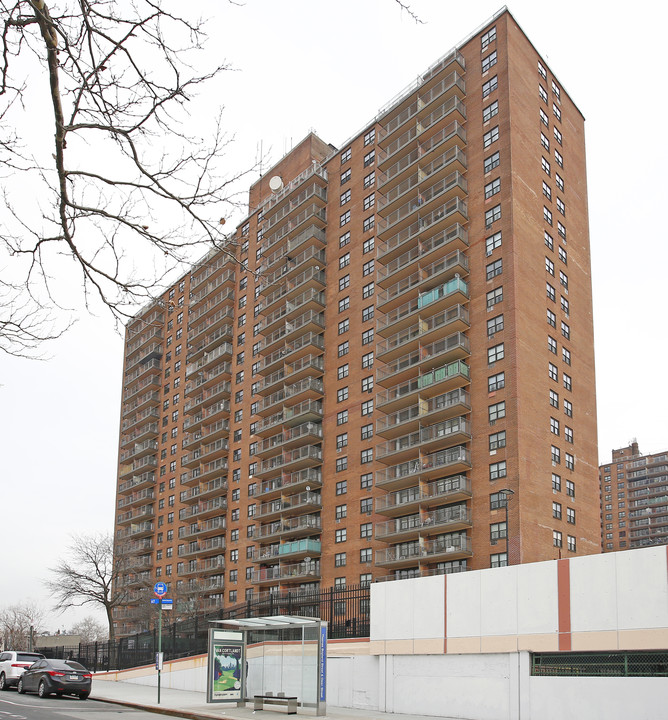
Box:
[0,0,249,356]
[69,616,107,643]
[46,533,140,645]
[0,603,45,650]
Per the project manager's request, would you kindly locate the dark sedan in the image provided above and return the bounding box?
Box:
[17,658,91,699]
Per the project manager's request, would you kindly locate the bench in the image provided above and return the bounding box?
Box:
[253,694,298,714]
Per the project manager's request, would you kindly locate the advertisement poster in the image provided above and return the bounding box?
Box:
[211,643,244,701]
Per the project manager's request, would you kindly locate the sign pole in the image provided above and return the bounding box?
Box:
[157,600,162,704]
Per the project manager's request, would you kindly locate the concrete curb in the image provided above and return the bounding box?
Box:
[91,694,230,720]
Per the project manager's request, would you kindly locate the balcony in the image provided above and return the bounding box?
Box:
[261,288,326,336]
[119,454,157,479]
[198,437,229,465]
[257,468,322,501]
[187,362,232,394]
[187,324,233,364]
[121,406,159,433]
[256,423,323,460]
[178,516,226,540]
[256,514,321,541]
[118,471,155,494]
[375,475,472,517]
[178,535,226,558]
[263,183,327,234]
[256,354,324,397]
[255,445,322,480]
[184,400,230,433]
[261,164,328,215]
[375,416,471,464]
[179,496,227,522]
[180,556,226,577]
[376,388,470,439]
[257,491,322,522]
[376,332,470,388]
[117,488,155,509]
[126,325,163,359]
[180,477,228,505]
[375,445,471,491]
[125,343,162,374]
[122,390,160,418]
[377,276,469,337]
[376,359,470,414]
[377,305,469,363]
[262,238,326,283]
[375,533,472,567]
[189,306,235,345]
[117,522,154,540]
[261,203,327,257]
[123,372,161,403]
[375,504,471,542]
[120,439,158,464]
[255,399,323,437]
[260,310,325,356]
[197,456,229,483]
[121,422,159,450]
[256,378,323,418]
[189,288,235,324]
[200,418,230,443]
[279,538,321,561]
[189,269,235,308]
[258,333,325,376]
[116,504,154,525]
[190,250,236,289]
[186,342,233,377]
[124,357,161,386]
[251,560,320,585]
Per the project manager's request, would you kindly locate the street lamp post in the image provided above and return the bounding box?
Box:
[499,488,515,565]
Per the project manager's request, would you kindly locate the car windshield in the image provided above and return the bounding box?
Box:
[46,660,86,671]
[17,653,44,663]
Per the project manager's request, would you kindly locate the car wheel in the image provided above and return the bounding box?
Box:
[0,673,7,691]
[38,679,49,698]
[17,678,25,694]
[79,691,89,700]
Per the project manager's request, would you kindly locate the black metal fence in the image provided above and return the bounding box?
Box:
[37,584,370,672]
[531,651,668,677]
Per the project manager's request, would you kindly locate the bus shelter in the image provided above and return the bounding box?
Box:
[207,615,327,716]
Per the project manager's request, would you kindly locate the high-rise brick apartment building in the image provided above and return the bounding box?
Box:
[600,442,668,552]
[114,9,600,636]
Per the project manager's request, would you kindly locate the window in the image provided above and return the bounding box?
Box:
[491,552,508,568]
[483,126,499,148]
[336,504,347,520]
[562,347,571,366]
[335,552,347,567]
[337,409,348,425]
[539,85,548,103]
[363,282,375,299]
[553,530,563,548]
[567,535,576,552]
[555,149,563,168]
[552,473,561,491]
[553,103,561,121]
[339,231,351,248]
[487,286,503,307]
[337,387,349,402]
[339,274,350,291]
[546,257,555,275]
[486,258,502,280]
[485,178,501,199]
[564,399,573,417]
[336,433,348,449]
[484,151,500,174]
[362,328,374,345]
[361,448,373,464]
[363,150,375,167]
[340,210,350,227]
[360,547,372,563]
[338,341,349,357]
[361,399,374,416]
[361,376,374,393]
[561,321,570,340]
[547,309,556,327]
[482,76,498,98]
[341,168,351,184]
[566,480,575,497]
[338,318,349,334]
[542,156,551,175]
[489,401,506,422]
[363,171,375,189]
[363,216,375,233]
[487,314,504,336]
[485,204,501,226]
[557,198,565,216]
[563,373,572,391]
[558,246,567,264]
[360,523,373,539]
[336,457,348,472]
[361,473,373,489]
[363,193,375,211]
[483,100,499,122]
[339,296,350,312]
[554,126,563,145]
[551,445,561,464]
[544,206,553,225]
[490,461,507,481]
[553,502,562,519]
[362,259,374,276]
[341,147,351,163]
[490,521,507,541]
[550,417,560,436]
[340,189,351,205]
[364,128,375,146]
[336,480,347,495]
[541,132,550,151]
[542,180,552,200]
[489,430,506,450]
[550,389,559,408]
[567,507,575,524]
[361,423,373,440]
[362,351,374,369]
[339,252,351,270]
[481,26,496,49]
[337,363,349,380]
[488,371,505,392]
[555,173,564,191]
[546,282,556,301]
[540,108,549,126]
[488,343,504,363]
[485,231,502,256]
[482,50,497,73]
[565,452,574,470]
[335,529,347,543]
[558,221,566,241]
[363,237,375,254]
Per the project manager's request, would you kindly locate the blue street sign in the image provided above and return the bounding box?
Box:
[150,598,160,604]
[154,582,167,597]
[161,599,173,604]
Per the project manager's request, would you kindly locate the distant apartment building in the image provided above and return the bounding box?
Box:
[600,442,668,552]
[113,8,599,636]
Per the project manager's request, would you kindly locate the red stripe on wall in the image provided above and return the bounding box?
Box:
[557,558,571,651]
[443,574,448,654]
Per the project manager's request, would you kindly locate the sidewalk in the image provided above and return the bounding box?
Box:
[91,679,449,720]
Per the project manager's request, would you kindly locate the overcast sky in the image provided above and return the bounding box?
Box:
[1,0,666,632]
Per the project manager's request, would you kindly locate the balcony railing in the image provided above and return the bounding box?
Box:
[257,377,324,417]
[257,514,321,540]
[375,475,472,515]
[375,504,471,541]
[376,388,470,438]
[257,467,322,500]
[375,416,471,462]
[256,445,322,479]
[375,445,471,488]
[257,423,323,458]
[251,560,321,584]
[257,491,322,521]
[178,517,226,540]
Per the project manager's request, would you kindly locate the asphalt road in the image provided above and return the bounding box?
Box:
[0,690,169,720]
